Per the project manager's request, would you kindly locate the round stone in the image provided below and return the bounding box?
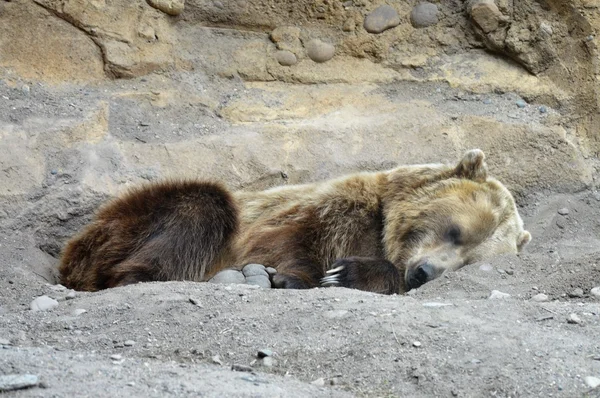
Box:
[209,269,246,285]
[363,5,400,34]
[305,39,335,63]
[147,0,185,16]
[30,296,59,312]
[531,293,549,302]
[275,50,297,66]
[591,287,600,299]
[410,2,439,28]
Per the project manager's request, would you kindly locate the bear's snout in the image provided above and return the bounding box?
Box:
[406,262,435,290]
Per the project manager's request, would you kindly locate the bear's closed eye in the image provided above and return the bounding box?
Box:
[444,225,462,245]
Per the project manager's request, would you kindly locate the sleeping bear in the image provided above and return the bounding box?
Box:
[59,149,531,294]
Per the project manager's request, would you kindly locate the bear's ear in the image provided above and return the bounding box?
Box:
[454,149,488,183]
[517,231,532,252]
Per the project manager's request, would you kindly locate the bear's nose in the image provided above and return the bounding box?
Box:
[407,262,434,290]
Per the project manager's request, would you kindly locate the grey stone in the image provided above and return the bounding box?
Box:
[410,2,439,28]
[261,356,275,367]
[567,313,582,324]
[0,374,39,392]
[0,338,11,345]
[30,295,58,312]
[516,100,527,108]
[110,354,122,361]
[124,340,135,346]
[591,287,600,299]
[488,290,511,299]
[66,291,77,300]
[275,50,297,66]
[531,293,549,302]
[311,378,325,386]
[72,308,87,316]
[584,376,600,389]
[557,207,569,215]
[49,284,67,292]
[242,263,268,278]
[569,288,584,298]
[245,275,271,289]
[363,5,400,34]
[305,39,335,63]
[209,269,246,285]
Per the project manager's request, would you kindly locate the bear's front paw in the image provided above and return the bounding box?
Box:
[455,149,487,182]
[320,265,346,287]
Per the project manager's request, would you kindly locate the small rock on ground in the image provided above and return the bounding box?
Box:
[311,378,325,387]
[209,269,246,285]
[557,207,569,215]
[124,340,135,347]
[71,308,87,316]
[591,287,600,299]
[569,288,584,298]
[305,39,335,63]
[488,290,511,299]
[567,313,582,324]
[531,293,549,302]
[410,2,439,28]
[30,296,59,312]
[584,376,600,389]
[0,374,39,392]
[257,349,273,358]
[364,5,400,34]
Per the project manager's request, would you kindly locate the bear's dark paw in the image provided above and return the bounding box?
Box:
[271,274,311,290]
[456,149,488,182]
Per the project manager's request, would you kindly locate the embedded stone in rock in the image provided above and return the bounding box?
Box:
[410,2,439,28]
[209,269,246,285]
[305,39,335,63]
[275,50,297,66]
[147,0,185,16]
[470,1,508,33]
[363,5,400,34]
[488,290,510,299]
[30,296,58,312]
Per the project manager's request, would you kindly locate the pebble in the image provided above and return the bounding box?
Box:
[231,364,253,372]
[209,269,246,285]
[245,275,271,289]
[274,50,297,66]
[488,290,511,300]
[30,296,59,312]
[531,293,549,302]
[21,85,30,95]
[261,356,275,367]
[557,207,569,215]
[110,354,122,361]
[516,100,527,108]
[482,98,492,105]
[0,374,39,392]
[305,39,335,63]
[505,269,514,275]
[189,297,202,307]
[0,338,11,346]
[569,288,584,298]
[311,378,325,387]
[257,349,273,358]
[66,291,77,300]
[50,169,58,175]
[212,355,223,365]
[538,105,547,113]
[591,287,600,299]
[422,302,453,307]
[71,308,87,316]
[49,284,67,292]
[585,376,600,389]
[123,340,135,347]
[242,264,268,278]
[497,268,506,275]
[363,5,400,34]
[147,0,185,16]
[410,2,439,28]
[567,313,582,324]
[556,218,566,229]
[413,341,422,347]
[479,263,493,271]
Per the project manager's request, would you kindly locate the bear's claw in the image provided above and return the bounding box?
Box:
[321,266,345,286]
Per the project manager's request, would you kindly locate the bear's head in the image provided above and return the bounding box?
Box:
[383,150,531,291]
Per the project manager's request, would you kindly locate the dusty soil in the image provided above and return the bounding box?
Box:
[1,0,600,396]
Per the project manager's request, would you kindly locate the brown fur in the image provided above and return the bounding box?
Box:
[59,150,531,293]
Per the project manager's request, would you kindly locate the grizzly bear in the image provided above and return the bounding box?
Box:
[59,149,531,294]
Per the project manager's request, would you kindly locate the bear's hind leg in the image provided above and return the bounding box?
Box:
[321,257,402,295]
